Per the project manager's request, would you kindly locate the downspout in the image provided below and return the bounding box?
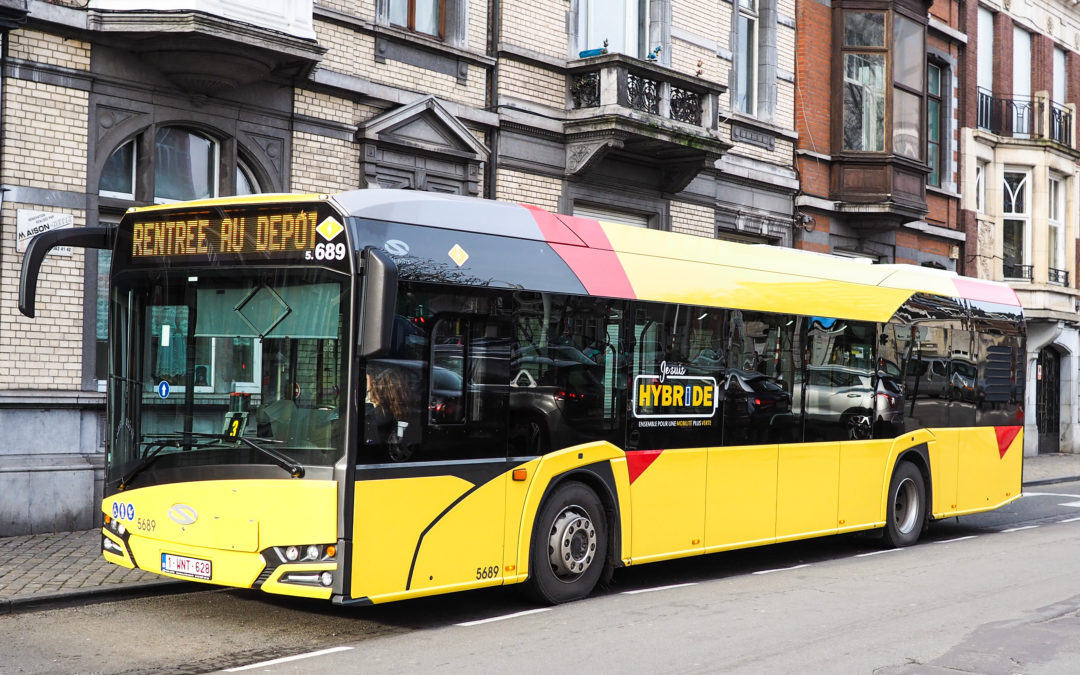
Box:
[485,0,500,199]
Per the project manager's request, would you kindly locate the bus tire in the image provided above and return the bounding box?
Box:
[526,480,607,605]
[883,461,926,548]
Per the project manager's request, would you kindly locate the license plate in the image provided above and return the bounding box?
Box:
[161,553,212,580]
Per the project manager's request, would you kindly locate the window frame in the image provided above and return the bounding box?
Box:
[1002,168,1031,279]
[836,7,928,160]
[734,0,759,115]
[1048,174,1066,282]
[90,125,265,391]
[388,0,446,39]
[926,61,943,187]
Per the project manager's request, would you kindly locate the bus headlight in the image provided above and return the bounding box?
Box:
[270,544,336,563]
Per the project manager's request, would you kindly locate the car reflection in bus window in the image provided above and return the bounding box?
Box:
[511,293,625,455]
[804,318,883,441]
[722,310,799,446]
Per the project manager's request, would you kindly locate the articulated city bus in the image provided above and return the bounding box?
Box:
[20,189,1025,605]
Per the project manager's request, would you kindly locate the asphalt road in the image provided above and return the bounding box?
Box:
[4,482,1080,674]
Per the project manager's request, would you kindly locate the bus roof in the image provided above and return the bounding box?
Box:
[140,189,1014,323]
[329,189,1020,322]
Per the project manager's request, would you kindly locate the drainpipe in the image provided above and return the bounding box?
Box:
[484,0,500,199]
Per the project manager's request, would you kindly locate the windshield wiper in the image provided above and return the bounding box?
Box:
[118,435,201,490]
[182,432,306,478]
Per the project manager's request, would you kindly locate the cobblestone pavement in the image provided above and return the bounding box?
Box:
[1,453,1079,613]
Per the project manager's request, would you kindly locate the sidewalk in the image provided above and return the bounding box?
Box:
[3,453,1080,614]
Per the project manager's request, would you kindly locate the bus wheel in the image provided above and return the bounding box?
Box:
[527,481,607,604]
[884,462,926,548]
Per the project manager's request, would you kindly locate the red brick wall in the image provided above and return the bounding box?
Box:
[993,13,1014,98]
[1032,33,1053,97]
[795,0,832,156]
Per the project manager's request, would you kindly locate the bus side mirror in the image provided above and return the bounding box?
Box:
[359,246,398,358]
[20,224,114,318]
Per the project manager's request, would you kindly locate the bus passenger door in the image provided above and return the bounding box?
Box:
[351,301,511,602]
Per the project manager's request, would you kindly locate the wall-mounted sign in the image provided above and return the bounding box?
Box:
[17,210,73,255]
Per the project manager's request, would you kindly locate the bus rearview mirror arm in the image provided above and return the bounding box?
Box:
[19,224,115,318]
[359,246,398,358]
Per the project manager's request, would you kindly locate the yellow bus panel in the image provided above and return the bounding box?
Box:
[954,426,1023,515]
[704,445,778,552]
[837,440,892,530]
[409,476,507,594]
[776,442,840,540]
[628,448,707,564]
[351,475,483,600]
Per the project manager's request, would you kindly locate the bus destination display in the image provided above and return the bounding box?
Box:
[130,209,348,263]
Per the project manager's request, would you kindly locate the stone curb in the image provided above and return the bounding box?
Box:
[1023,475,1080,488]
[0,579,196,615]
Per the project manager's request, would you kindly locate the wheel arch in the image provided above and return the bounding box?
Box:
[882,437,933,524]
[512,442,630,588]
[524,462,623,587]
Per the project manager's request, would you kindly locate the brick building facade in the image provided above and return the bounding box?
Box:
[0,0,798,533]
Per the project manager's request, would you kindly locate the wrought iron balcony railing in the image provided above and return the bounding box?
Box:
[976,88,1035,136]
[568,55,717,128]
[1049,102,1072,147]
[977,87,1074,149]
[1003,262,1034,280]
[1048,267,1070,285]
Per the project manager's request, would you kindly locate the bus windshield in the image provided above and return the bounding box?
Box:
[107,267,350,487]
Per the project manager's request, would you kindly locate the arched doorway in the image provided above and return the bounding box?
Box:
[1036,346,1061,454]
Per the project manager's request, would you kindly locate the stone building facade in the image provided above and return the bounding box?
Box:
[960,0,1080,456]
[0,0,798,533]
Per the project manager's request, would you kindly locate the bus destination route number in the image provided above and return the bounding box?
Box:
[131,210,346,262]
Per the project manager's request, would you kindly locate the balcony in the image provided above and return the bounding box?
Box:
[1003,262,1034,280]
[565,54,731,193]
[1049,267,1070,285]
[87,0,324,94]
[977,88,1074,149]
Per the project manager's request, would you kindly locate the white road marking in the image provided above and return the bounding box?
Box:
[855,548,903,558]
[934,535,977,544]
[752,564,810,575]
[622,582,698,595]
[224,647,353,671]
[1023,491,1080,499]
[1059,500,1080,509]
[1000,525,1038,533]
[1060,517,1080,523]
[455,607,552,627]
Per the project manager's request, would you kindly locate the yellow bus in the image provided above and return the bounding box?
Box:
[20,189,1024,605]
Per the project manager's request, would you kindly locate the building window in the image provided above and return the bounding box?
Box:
[1002,170,1030,279]
[154,128,217,203]
[926,62,942,187]
[1049,175,1066,284]
[578,0,652,58]
[1011,27,1032,137]
[841,12,886,151]
[99,140,135,199]
[389,0,444,38]
[94,126,264,388]
[734,0,758,114]
[840,10,926,157]
[975,161,986,213]
[892,15,923,160]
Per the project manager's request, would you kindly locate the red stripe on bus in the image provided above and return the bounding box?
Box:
[995,426,1021,458]
[520,204,587,246]
[626,449,663,484]
[554,214,616,250]
[550,244,637,299]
